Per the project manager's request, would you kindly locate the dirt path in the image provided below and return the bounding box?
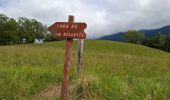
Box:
[33,85,60,100]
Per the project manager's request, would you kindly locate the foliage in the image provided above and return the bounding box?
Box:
[44,33,65,42]
[0,13,48,45]
[124,30,170,52]
[0,14,19,45]
[124,30,145,44]
[164,35,170,51]
[142,33,170,52]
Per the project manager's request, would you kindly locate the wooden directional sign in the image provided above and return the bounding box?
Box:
[48,15,87,100]
[48,22,87,39]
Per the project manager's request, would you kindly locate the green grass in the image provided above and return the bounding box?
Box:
[0,40,170,99]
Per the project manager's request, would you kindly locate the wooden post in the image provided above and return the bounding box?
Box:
[48,15,87,100]
[60,15,74,100]
[77,39,84,74]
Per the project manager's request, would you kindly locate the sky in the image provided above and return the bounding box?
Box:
[0,0,170,38]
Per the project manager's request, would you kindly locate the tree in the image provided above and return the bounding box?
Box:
[151,33,166,49]
[30,19,48,39]
[17,17,47,43]
[0,14,19,45]
[0,13,48,45]
[18,17,35,43]
[123,30,145,44]
[164,34,170,51]
[142,33,167,51]
[44,33,53,42]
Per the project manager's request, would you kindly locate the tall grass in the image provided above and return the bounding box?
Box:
[0,40,170,99]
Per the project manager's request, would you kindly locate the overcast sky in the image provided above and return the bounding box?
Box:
[0,0,170,38]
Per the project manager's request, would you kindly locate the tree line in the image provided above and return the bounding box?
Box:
[0,13,56,45]
[1,13,170,52]
[124,30,170,52]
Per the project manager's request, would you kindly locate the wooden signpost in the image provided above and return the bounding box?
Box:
[77,39,84,74]
[48,15,87,100]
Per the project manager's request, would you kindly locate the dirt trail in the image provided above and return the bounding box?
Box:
[33,85,60,100]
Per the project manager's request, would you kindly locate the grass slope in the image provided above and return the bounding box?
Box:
[0,40,170,100]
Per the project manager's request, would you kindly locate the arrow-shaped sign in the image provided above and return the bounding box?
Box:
[48,22,87,34]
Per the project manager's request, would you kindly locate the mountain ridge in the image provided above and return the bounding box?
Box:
[100,25,170,41]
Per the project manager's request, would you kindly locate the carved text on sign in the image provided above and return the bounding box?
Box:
[55,32,86,39]
[48,21,87,39]
[48,22,87,34]
[56,24,78,29]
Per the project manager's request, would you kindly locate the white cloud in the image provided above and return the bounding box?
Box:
[0,0,170,38]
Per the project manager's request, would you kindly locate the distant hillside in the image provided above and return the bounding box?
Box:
[100,25,170,41]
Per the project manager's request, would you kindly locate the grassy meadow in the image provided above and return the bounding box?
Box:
[0,40,170,100]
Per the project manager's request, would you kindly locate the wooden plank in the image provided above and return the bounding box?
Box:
[60,15,74,100]
[77,39,84,74]
[47,16,87,39]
